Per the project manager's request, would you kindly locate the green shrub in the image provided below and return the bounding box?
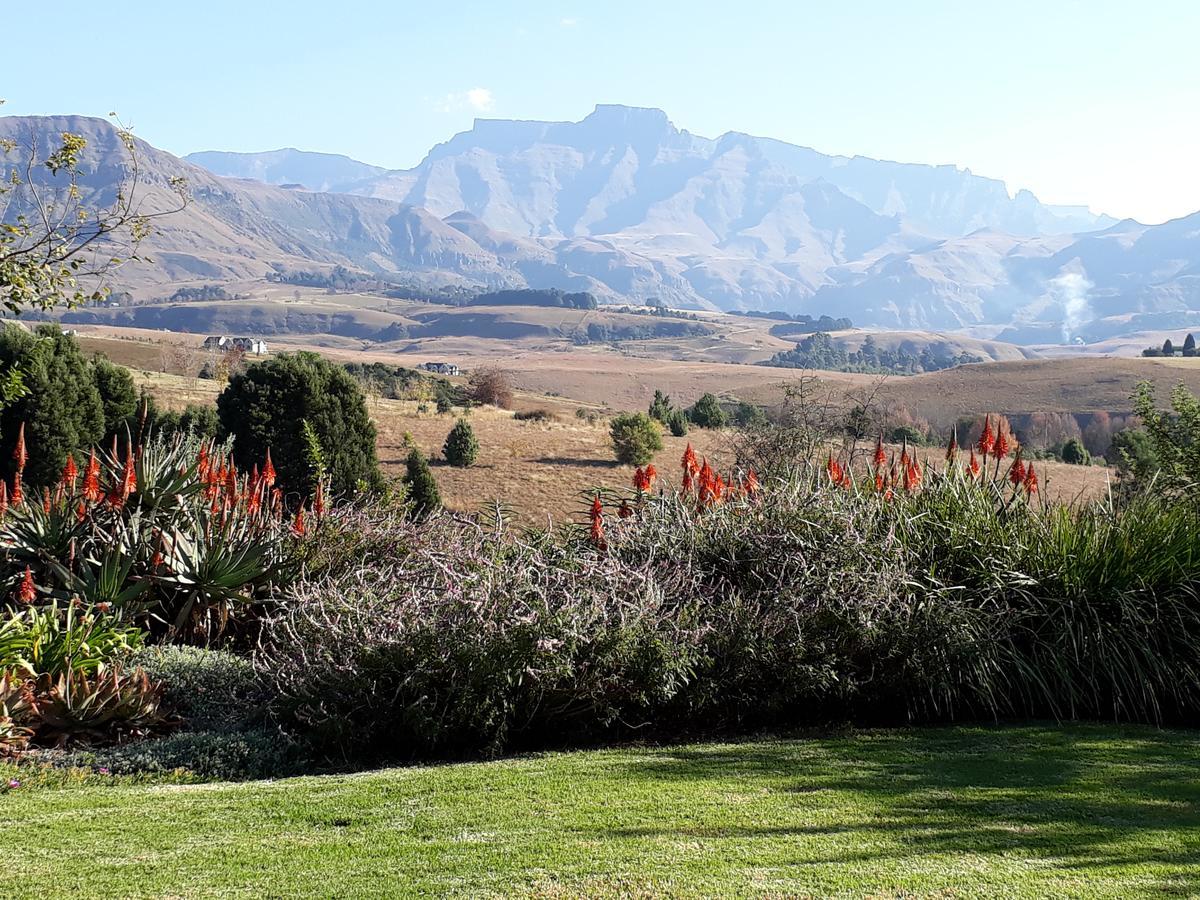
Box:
[93,358,138,442]
[442,418,479,467]
[1060,437,1090,465]
[129,646,263,733]
[610,412,663,466]
[667,410,689,437]
[648,389,674,423]
[58,726,302,780]
[404,448,441,518]
[687,393,728,429]
[513,408,554,423]
[0,324,104,487]
[217,352,382,499]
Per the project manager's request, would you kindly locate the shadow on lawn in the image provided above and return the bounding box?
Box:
[533,457,621,469]
[606,724,1200,888]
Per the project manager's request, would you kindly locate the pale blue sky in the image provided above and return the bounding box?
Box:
[3,0,1197,223]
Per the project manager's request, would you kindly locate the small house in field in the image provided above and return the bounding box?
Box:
[421,361,460,376]
[203,336,269,355]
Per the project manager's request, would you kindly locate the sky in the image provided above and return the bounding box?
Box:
[3,0,1198,224]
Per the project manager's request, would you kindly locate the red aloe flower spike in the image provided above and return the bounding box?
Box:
[41,488,51,516]
[16,566,36,605]
[225,466,238,505]
[945,428,959,462]
[292,505,308,537]
[977,415,995,458]
[11,472,23,507]
[82,450,102,503]
[588,495,605,548]
[645,463,657,488]
[745,467,761,497]
[1009,452,1027,487]
[994,427,1010,460]
[76,500,86,523]
[968,449,981,478]
[63,454,78,487]
[313,481,326,519]
[617,498,633,519]
[12,423,27,473]
[121,450,137,499]
[0,481,7,518]
[874,472,885,492]
[873,435,886,469]
[632,466,649,493]
[262,449,277,488]
[1023,462,1039,495]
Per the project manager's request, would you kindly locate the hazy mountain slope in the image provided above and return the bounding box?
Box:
[184,149,386,193]
[348,105,1112,240]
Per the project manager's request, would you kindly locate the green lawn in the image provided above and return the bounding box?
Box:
[5,725,1199,897]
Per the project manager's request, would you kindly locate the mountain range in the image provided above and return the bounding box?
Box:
[3,108,1198,338]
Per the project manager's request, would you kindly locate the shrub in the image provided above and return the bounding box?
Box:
[687,393,728,429]
[217,352,382,499]
[610,412,663,466]
[404,448,441,518]
[513,408,554,423]
[468,367,514,409]
[0,324,104,487]
[129,646,263,733]
[648,390,674,423]
[667,410,689,437]
[1060,437,1090,465]
[57,726,301,780]
[442,418,479,468]
[258,513,699,762]
[92,358,138,442]
[733,401,766,428]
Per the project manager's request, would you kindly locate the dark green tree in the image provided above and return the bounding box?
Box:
[443,418,479,467]
[0,324,104,486]
[93,357,139,440]
[1163,339,1175,356]
[1184,334,1197,357]
[688,393,728,429]
[733,401,766,428]
[216,352,382,499]
[1060,437,1090,465]
[667,410,689,437]
[404,447,441,518]
[610,412,663,466]
[648,389,673,423]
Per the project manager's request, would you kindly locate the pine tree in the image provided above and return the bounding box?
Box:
[1184,334,1197,357]
[1163,338,1175,356]
[442,418,479,467]
[404,447,441,518]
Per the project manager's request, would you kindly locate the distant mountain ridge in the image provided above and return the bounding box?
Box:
[4,110,1198,338]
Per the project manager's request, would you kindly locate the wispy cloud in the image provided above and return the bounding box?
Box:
[559,17,579,27]
[435,88,495,114]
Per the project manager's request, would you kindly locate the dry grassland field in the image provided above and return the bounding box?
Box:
[62,303,1191,524]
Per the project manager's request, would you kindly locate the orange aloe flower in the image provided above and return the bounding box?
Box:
[62,454,78,488]
[12,423,27,472]
[645,463,657,488]
[11,472,23,507]
[968,449,981,478]
[632,466,650,493]
[873,436,886,469]
[0,481,7,518]
[16,566,36,605]
[744,467,761,497]
[82,451,102,503]
[945,429,959,462]
[262,449,277,488]
[41,488,51,516]
[313,481,326,519]
[76,500,86,523]
[1024,462,1039,495]
[1009,452,1027,487]
[993,427,1010,460]
[977,415,995,458]
[589,495,605,548]
[292,505,308,537]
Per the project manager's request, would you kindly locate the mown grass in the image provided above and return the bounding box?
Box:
[5,725,1199,897]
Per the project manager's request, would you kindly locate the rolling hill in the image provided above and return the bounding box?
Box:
[6,110,1200,340]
